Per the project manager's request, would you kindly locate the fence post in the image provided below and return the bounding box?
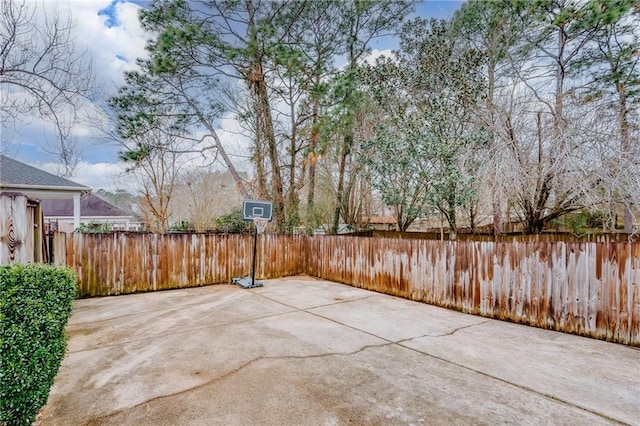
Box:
[0,193,31,265]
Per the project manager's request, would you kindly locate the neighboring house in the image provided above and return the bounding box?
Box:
[41,194,143,232]
[0,155,90,230]
[313,223,356,235]
[367,216,397,231]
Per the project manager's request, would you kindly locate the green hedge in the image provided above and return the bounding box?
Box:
[215,207,251,233]
[0,264,77,426]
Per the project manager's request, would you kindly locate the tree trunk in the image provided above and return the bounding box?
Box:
[306,97,320,209]
[492,186,502,235]
[254,75,286,232]
[286,96,300,234]
[331,134,351,234]
[487,61,502,235]
[618,84,633,234]
[469,203,477,234]
[246,0,285,232]
[554,21,566,128]
[251,91,268,200]
[447,205,457,240]
[254,135,268,199]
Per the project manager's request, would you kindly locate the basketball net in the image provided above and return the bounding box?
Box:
[253,217,268,234]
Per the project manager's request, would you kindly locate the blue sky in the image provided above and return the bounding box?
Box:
[417,1,465,18]
[3,0,466,191]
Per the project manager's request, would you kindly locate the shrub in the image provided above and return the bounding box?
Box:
[215,207,250,234]
[168,220,194,232]
[75,222,113,233]
[549,210,607,235]
[0,264,77,426]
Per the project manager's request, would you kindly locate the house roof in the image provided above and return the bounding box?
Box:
[367,216,397,225]
[41,193,135,218]
[0,155,90,199]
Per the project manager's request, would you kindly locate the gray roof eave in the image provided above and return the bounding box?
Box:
[1,183,90,192]
[44,215,139,220]
[1,185,91,200]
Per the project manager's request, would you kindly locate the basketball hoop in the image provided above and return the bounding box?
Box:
[253,217,268,234]
[233,200,272,289]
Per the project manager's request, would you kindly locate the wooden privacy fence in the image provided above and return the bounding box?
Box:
[306,236,640,346]
[54,232,305,297]
[54,232,640,346]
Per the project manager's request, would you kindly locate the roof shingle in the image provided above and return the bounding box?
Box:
[41,194,134,217]
[0,155,89,189]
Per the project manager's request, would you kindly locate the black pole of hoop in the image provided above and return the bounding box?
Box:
[233,219,264,288]
[251,223,258,287]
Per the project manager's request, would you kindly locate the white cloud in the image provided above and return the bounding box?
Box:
[362,49,395,66]
[219,115,253,157]
[71,1,148,88]
[26,2,147,89]
[39,160,130,191]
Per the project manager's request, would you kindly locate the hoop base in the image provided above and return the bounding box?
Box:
[233,276,263,289]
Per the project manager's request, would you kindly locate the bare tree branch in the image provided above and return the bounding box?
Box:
[0,0,94,175]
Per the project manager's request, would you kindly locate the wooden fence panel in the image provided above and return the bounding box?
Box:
[55,233,304,297]
[631,243,640,344]
[306,236,639,346]
[256,234,305,279]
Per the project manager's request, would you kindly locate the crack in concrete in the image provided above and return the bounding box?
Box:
[395,320,492,344]
[293,310,628,425]
[83,339,628,426]
[67,307,299,354]
[394,343,630,425]
[254,291,377,311]
[82,341,396,424]
[83,357,260,424]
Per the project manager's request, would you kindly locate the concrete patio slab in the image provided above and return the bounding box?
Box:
[308,293,486,342]
[402,318,640,425]
[41,275,639,425]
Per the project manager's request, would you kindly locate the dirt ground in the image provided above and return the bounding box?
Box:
[41,275,639,425]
